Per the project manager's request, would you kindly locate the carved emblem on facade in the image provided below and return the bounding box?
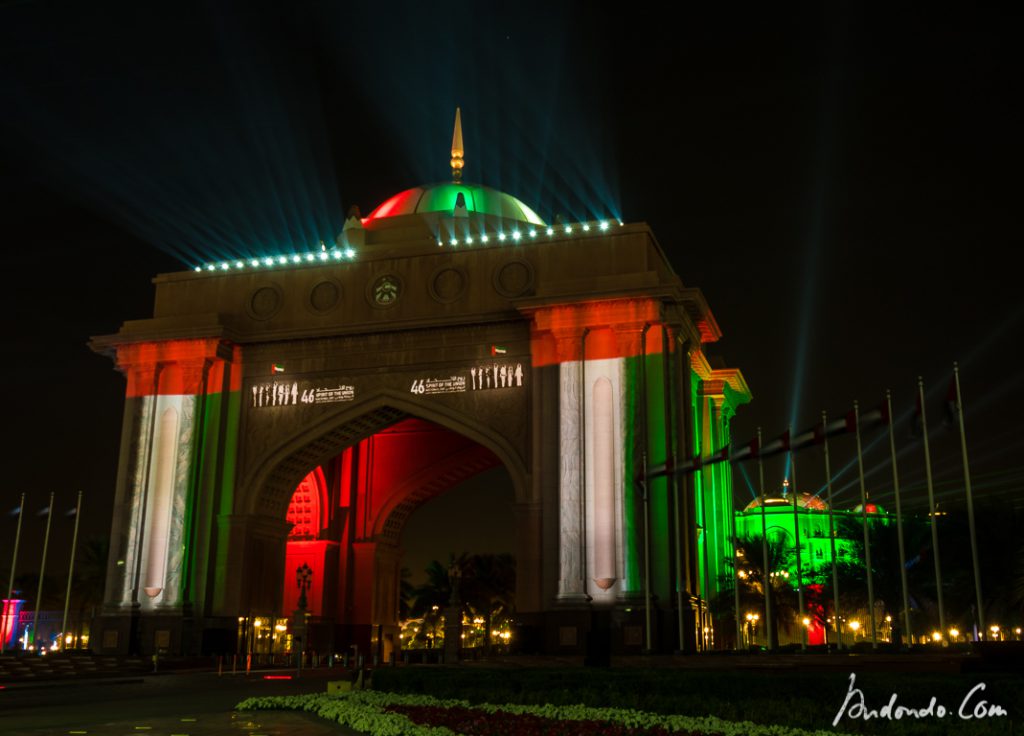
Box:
[372,275,400,306]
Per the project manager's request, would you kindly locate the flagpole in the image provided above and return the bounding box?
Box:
[2,492,25,654]
[885,391,913,646]
[728,457,743,651]
[917,377,946,642]
[953,363,984,639]
[821,412,842,650]
[60,492,83,651]
[853,401,878,648]
[789,433,806,650]
[756,427,773,649]
[32,492,55,651]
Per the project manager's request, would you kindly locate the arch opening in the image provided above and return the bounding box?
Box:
[247,412,521,662]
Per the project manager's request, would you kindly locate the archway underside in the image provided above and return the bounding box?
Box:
[275,417,508,657]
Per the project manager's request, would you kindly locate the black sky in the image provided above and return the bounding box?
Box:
[0,3,1021,577]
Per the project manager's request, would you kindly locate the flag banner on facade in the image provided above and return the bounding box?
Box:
[490,345,508,355]
[271,363,285,374]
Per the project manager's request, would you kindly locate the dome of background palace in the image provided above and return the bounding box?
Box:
[743,492,830,512]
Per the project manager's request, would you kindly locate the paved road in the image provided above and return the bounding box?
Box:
[0,668,351,736]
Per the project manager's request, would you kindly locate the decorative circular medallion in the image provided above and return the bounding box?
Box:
[368,274,402,308]
[493,259,534,298]
[429,266,467,304]
[247,284,283,320]
[309,279,341,314]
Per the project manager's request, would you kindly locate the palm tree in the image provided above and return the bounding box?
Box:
[410,557,458,617]
[828,513,940,642]
[723,534,799,649]
[460,553,515,654]
[398,567,414,622]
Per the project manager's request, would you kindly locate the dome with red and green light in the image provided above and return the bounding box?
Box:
[365,182,545,226]
[362,107,546,229]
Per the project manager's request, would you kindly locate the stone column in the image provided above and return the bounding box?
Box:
[553,327,589,604]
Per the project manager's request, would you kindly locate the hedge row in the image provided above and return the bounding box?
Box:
[368,667,1022,735]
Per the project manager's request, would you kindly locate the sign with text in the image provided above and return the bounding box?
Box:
[249,362,524,409]
[251,381,356,408]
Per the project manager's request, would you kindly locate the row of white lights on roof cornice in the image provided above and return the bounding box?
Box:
[438,219,625,248]
[193,246,358,273]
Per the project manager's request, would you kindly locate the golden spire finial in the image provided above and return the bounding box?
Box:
[450,107,464,182]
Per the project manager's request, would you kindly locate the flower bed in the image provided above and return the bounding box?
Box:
[236,691,837,736]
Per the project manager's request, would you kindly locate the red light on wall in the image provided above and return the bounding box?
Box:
[263,674,293,680]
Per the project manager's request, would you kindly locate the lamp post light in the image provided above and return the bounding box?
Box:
[1014,627,1021,641]
[849,620,861,641]
[294,563,312,675]
[745,612,760,648]
[296,563,312,611]
[989,625,1000,642]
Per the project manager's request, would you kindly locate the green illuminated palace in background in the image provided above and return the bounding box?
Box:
[734,490,891,579]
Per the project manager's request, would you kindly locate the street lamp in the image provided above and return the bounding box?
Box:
[296,563,312,611]
[293,563,313,673]
[949,628,960,642]
[745,612,760,647]
[989,625,1000,641]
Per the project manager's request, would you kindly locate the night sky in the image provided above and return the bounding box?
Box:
[0,3,1020,583]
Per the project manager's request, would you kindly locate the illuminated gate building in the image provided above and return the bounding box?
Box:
[91,115,750,656]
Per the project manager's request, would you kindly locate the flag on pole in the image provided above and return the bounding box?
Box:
[36,506,51,517]
[910,377,958,437]
[7,506,20,517]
